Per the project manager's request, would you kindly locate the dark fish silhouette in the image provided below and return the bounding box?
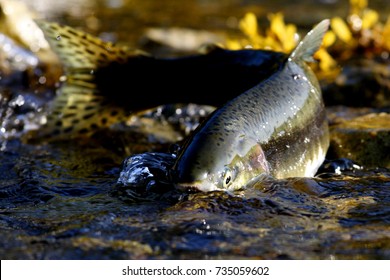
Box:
[35,20,287,139]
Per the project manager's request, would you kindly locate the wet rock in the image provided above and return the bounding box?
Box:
[322,58,390,108]
[326,106,389,124]
[117,152,176,192]
[328,112,390,168]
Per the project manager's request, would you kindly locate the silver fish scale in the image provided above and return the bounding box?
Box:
[175,20,330,190]
[176,58,326,183]
[206,60,317,149]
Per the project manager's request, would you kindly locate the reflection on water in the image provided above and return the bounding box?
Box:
[0,139,389,259]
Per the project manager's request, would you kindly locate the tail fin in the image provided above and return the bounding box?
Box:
[33,21,143,139]
[289,19,329,63]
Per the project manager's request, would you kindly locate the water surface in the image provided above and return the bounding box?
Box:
[0,0,389,260]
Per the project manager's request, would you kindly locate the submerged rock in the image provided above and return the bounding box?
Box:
[329,112,390,168]
[322,58,390,108]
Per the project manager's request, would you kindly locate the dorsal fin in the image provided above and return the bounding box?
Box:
[33,21,144,139]
[289,19,330,63]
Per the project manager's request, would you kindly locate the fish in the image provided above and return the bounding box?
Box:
[32,20,288,139]
[173,20,330,192]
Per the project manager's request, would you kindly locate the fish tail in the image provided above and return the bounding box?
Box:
[289,19,330,63]
[33,21,142,139]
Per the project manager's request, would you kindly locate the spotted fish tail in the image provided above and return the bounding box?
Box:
[34,21,143,139]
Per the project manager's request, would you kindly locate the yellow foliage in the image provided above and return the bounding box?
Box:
[225,39,243,51]
[239,12,258,39]
[322,31,336,47]
[350,0,367,14]
[224,0,390,76]
[314,48,337,72]
[225,12,335,73]
[331,17,353,44]
[226,12,298,53]
[268,13,297,52]
[382,16,390,51]
[361,9,379,29]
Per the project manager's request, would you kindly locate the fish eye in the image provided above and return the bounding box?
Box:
[222,168,233,188]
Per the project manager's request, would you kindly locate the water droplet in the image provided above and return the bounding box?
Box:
[352,164,362,170]
[293,74,301,80]
[38,76,46,84]
[56,35,61,41]
[381,51,389,60]
[277,130,285,137]
[11,95,25,107]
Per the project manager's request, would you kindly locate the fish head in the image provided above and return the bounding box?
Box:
[173,132,270,192]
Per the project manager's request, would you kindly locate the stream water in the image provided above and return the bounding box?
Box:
[0,0,389,259]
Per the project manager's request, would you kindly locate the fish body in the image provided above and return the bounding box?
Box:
[34,19,330,193]
[173,20,330,192]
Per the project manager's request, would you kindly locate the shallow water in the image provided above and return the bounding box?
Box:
[1,0,390,260]
[0,138,389,259]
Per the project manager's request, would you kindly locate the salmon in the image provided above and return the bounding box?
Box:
[173,20,330,192]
